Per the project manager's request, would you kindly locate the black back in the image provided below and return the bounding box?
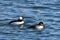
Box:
[28,25,36,29]
[9,19,23,24]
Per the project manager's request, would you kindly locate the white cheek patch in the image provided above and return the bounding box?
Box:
[19,17,23,19]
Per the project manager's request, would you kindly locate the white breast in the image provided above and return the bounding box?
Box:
[11,21,24,25]
[36,25,44,30]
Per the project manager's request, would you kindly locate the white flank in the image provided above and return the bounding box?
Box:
[11,21,24,25]
[36,25,44,30]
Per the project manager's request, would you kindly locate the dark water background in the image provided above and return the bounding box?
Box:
[0,0,60,40]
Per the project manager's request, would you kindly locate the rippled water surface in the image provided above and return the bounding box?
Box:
[0,0,60,40]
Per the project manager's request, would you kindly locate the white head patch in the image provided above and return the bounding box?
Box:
[19,17,23,20]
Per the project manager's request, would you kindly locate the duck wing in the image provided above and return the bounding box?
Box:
[28,25,36,29]
[9,20,18,24]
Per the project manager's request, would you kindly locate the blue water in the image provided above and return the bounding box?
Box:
[0,0,60,40]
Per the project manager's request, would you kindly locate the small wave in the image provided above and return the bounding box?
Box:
[0,31,19,36]
[44,3,60,6]
[31,6,51,9]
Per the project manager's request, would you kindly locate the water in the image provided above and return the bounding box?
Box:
[0,0,60,40]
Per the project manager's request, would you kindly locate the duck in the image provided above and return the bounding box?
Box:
[9,17,24,25]
[28,22,44,30]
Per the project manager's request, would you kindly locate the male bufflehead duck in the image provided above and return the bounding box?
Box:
[28,22,44,30]
[9,17,24,25]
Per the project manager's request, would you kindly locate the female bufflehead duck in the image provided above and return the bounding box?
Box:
[28,22,44,30]
[9,17,24,25]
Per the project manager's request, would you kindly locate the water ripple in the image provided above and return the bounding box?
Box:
[0,0,60,40]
